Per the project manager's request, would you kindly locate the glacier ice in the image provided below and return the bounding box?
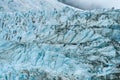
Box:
[58,0,120,10]
[0,0,120,80]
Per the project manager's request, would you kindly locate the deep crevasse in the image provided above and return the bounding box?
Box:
[0,0,120,80]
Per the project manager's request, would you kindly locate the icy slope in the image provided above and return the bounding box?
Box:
[58,0,120,10]
[0,0,120,80]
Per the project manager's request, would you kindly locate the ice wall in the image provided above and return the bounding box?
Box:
[0,0,120,80]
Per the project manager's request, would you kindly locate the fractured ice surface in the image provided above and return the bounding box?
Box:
[0,0,120,80]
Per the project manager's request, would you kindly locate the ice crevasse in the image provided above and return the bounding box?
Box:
[0,0,120,80]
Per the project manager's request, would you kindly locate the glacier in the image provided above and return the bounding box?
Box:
[0,0,120,80]
[58,0,120,10]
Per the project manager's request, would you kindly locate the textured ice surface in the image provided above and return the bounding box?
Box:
[0,0,120,80]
